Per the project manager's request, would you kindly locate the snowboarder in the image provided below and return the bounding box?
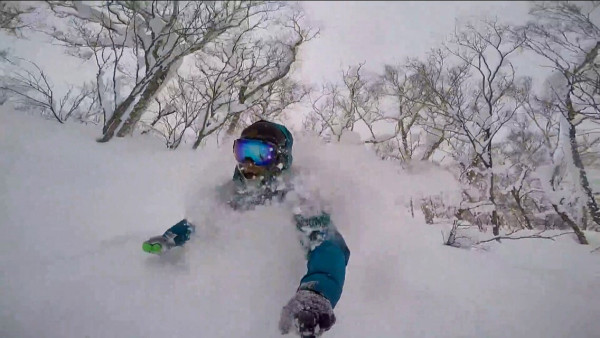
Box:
[142,120,350,337]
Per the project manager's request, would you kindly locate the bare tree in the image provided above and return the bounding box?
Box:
[0,56,99,124]
[141,97,177,138]
[144,18,313,150]
[368,64,425,161]
[305,63,383,142]
[42,1,307,143]
[446,20,529,236]
[158,74,209,149]
[495,110,555,232]
[368,61,451,163]
[224,11,317,135]
[579,128,600,168]
[410,20,529,236]
[237,77,311,129]
[379,50,474,225]
[405,50,471,163]
[501,93,592,243]
[0,1,34,35]
[304,83,345,141]
[520,1,600,228]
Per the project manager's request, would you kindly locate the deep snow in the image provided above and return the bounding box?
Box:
[1,110,599,338]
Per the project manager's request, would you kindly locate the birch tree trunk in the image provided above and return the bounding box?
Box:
[566,96,600,227]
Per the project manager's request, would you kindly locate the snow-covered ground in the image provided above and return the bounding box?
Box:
[1,109,599,338]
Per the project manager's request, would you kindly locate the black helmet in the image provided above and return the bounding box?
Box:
[239,120,294,170]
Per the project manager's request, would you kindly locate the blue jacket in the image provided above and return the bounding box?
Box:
[166,122,349,308]
[228,166,350,307]
[294,213,350,308]
[166,168,350,308]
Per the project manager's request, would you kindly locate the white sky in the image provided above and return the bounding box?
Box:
[294,1,532,86]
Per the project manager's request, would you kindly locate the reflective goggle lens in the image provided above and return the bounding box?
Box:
[233,139,277,166]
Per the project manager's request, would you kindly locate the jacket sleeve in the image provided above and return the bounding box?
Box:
[295,212,350,308]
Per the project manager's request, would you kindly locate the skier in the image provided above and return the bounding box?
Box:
[142,120,350,337]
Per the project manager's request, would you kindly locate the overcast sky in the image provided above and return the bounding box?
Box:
[295,1,532,86]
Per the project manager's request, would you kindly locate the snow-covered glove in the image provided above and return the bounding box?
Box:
[279,290,336,337]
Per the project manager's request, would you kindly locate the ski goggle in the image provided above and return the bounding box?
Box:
[233,138,278,166]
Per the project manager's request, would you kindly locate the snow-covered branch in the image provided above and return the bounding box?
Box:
[37,1,306,143]
[0,1,35,35]
[304,63,383,143]
[519,1,600,229]
[474,231,576,245]
[0,56,99,124]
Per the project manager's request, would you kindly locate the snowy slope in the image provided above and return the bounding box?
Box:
[1,109,599,338]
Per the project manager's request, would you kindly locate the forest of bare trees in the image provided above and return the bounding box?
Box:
[1,1,599,244]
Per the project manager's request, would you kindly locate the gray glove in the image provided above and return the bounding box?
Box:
[279,290,336,337]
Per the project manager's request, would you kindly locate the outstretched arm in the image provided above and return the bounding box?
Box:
[142,180,235,255]
[298,227,350,308]
[279,212,350,336]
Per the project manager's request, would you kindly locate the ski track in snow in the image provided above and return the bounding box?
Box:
[1,110,599,338]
